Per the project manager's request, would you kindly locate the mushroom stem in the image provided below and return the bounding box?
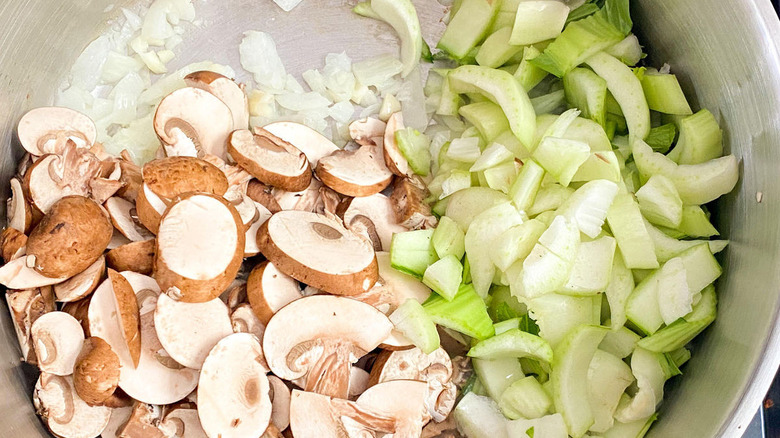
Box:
[303,342,355,399]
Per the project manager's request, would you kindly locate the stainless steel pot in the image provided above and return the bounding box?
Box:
[1,0,779,436]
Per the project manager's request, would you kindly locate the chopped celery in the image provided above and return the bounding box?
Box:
[352,1,380,19]
[460,102,511,142]
[585,52,650,144]
[573,151,622,182]
[510,1,570,46]
[641,73,693,115]
[676,205,719,237]
[675,243,721,296]
[432,216,466,259]
[656,257,693,325]
[515,46,550,92]
[531,89,567,114]
[638,285,716,353]
[603,415,657,438]
[472,357,526,402]
[423,283,495,339]
[390,229,438,278]
[437,70,464,116]
[506,414,568,438]
[423,255,463,301]
[551,325,608,437]
[490,219,547,272]
[535,210,557,226]
[528,184,574,216]
[557,179,619,238]
[644,123,677,153]
[440,169,472,199]
[469,328,554,363]
[395,127,431,176]
[534,114,612,153]
[562,236,617,295]
[668,109,723,165]
[625,270,664,335]
[500,376,554,420]
[388,298,441,354]
[370,0,423,77]
[533,137,590,187]
[484,160,520,193]
[454,393,510,438]
[477,27,523,68]
[614,348,666,423]
[449,65,537,148]
[494,129,533,159]
[600,325,641,358]
[488,285,527,321]
[635,174,683,229]
[447,137,482,162]
[563,67,607,127]
[606,34,644,66]
[438,0,502,60]
[604,249,634,330]
[602,0,632,35]
[530,13,623,77]
[645,218,728,263]
[566,2,600,24]
[527,293,601,347]
[494,318,521,335]
[466,202,525,297]
[669,347,692,367]
[446,187,511,229]
[588,349,635,433]
[510,159,546,212]
[520,357,548,382]
[606,192,659,269]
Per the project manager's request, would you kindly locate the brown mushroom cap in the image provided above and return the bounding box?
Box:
[155,193,244,303]
[143,156,229,201]
[73,337,121,406]
[53,256,105,303]
[105,197,154,242]
[61,296,92,338]
[1,227,27,263]
[343,194,407,251]
[154,293,233,369]
[135,183,168,235]
[154,87,234,160]
[106,239,155,275]
[6,287,56,364]
[7,177,32,233]
[246,180,282,213]
[356,380,431,435]
[31,311,85,376]
[185,71,250,130]
[108,269,142,368]
[315,145,394,197]
[117,402,168,438]
[197,333,272,438]
[26,196,112,278]
[389,176,438,230]
[18,107,96,156]
[262,121,339,167]
[268,375,291,432]
[289,390,397,438]
[383,112,413,177]
[228,129,313,192]
[257,210,378,296]
[33,373,112,438]
[247,261,302,325]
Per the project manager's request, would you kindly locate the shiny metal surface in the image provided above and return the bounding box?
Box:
[0,0,779,436]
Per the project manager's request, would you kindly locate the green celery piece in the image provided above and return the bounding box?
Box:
[644,217,728,264]
[602,0,633,36]
[669,347,692,367]
[566,2,600,24]
[676,205,720,238]
[637,285,717,353]
[453,392,511,438]
[353,1,380,19]
[667,109,723,165]
[424,283,495,339]
[645,123,678,153]
[531,89,567,115]
[534,113,612,153]
[370,0,422,78]
[494,129,533,159]
[606,192,659,269]
[510,159,545,212]
[510,1,570,46]
[604,248,635,330]
[532,136,591,187]
[606,34,644,66]
[614,348,668,423]
[641,73,693,115]
[599,325,641,358]
[488,285,526,322]
[459,101,511,142]
[499,376,553,420]
[472,357,525,402]
[515,46,549,92]
[432,216,466,259]
[437,0,503,59]
[635,174,683,229]
[395,127,432,176]
[561,236,617,296]
[526,293,601,348]
[528,184,575,217]
[490,219,547,272]
[483,161,520,193]
[494,317,521,335]
[519,357,547,382]
[390,229,438,278]
[423,255,464,301]
[436,69,464,116]
[445,187,511,230]
[588,349,635,433]
[469,328,554,363]
[389,298,441,354]
[476,26,523,68]
[603,415,657,438]
[563,67,608,127]
[572,150,621,183]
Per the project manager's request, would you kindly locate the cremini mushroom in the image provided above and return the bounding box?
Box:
[257,210,378,296]
[272,179,325,213]
[389,176,438,230]
[135,183,168,235]
[185,71,250,130]
[244,202,273,258]
[288,389,396,438]
[17,107,97,156]
[53,256,105,303]
[72,337,121,406]
[105,197,154,242]
[197,333,272,438]
[349,117,386,147]
[315,145,394,197]
[155,193,244,303]
[247,261,302,325]
[230,303,266,343]
[0,256,67,289]
[106,239,155,275]
[101,406,134,438]
[229,129,312,192]
[30,311,84,376]
[108,228,133,250]
[90,160,124,205]
[154,87,234,159]
[108,269,142,368]
[154,292,233,369]
[349,367,370,399]
[61,297,92,338]
[263,295,393,399]
[246,179,282,213]
[117,402,168,438]
[1,226,27,263]
[356,380,432,436]
[382,112,413,177]
[116,150,143,202]
[7,177,32,233]
[343,194,407,251]
[262,121,339,167]
[24,144,103,214]
[160,406,208,438]
[33,373,111,438]
[5,286,55,364]
[268,375,292,432]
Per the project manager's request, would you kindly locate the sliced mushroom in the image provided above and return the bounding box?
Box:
[230,303,266,342]
[5,286,55,363]
[135,183,168,235]
[89,172,124,205]
[154,87,234,160]
[197,333,272,438]
[244,202,273,258]
[117,402,168,438]
[0,256,67,289]
[349,367,370,399]
[383,112,413,177]
[105,197,154,242]
[318,186,346,217]
[421,415,461,438]
[222,280,248,312]
[18,107,96,156]
[160,406,208,438]
[31,311,85,376]
[108,228,133,250]
[257,210,378,296]
[353,251,431,319]
[262,121,340,167]
[1,227,27,263]
[247,261,302,325]
[268,375,291,432]
[24,144,103,214]
[108,269,142,368]
[33,373,111,438]
[185,71,250,130]
[143,156,229,201]
[202,153,254,188]
[246,180,282,213]
[229,129,312,192]
[53,256,105,302]
[7,177,32,232]
[101,406,134,438]
[289,389,396,438]
[263,295,393,399]
[390,176,438,230]
[116,151,143,202]
[73,337,120,406]
[62,296,92,338]
[315,145,394,197]
[88,272,200,405]
[343,194,407,251]
[26,195,112,278]
[261,424,284,438]
[272,178,324,213]
[349,117,387,147]
[106,239,155,275]
[356,380,432,436]
[155,193,244,303]
[154,293,233,369]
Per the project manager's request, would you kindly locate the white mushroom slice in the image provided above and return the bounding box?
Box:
[289,390,397,438]
[5,287,55,364]
[88,272,199,405]
[257,210,378,296]
[161,407,208,438]
[185,71,250,130]
[244,202,272,258]
[315,145,394,197]
[228,129,312,192]
[25,148,104,215]
[135,183,168,235]
[7,177,31,232]
[197,333,272,438]
[247,261,302,325]
[31,311,85,376]
[344,194,407,251]
[223,189,259,230]
[230,303,266,343]
[349,117,387,146]
[154,293,233,370]
[155,194,244,303]
[356,380,431,436]
[262,121,339,167]
[383,112,412,177]
[105,197,154,242]
[18,107,96,156]
[154,87,234,160]
[33,374,111,438]
[272,178,324,212]
[0,256,66,289]
[101,406,134,438]
[263,295,393,399]
[268,375,291,432]
[54,256,105,303]
[349,367,370,399]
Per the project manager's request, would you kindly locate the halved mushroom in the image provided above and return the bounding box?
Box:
[343,194,407,251]
[202,153,254,188]
[108,269,142,368]
[288,390,396,438]
[356,380,432,436]
[262,121,339,167]
[105,197,154,242]
[101,406,134,438]
[0,256,67,289]
[154,293,233,369]
[117,402,168,438]
[315,145,394,197]
[154,87,234,159]
[247,261,302,325]
[135,183,168,234]
[244,202,273,258]
[7,177,32,232]
[155,193,244,303]
[18,107,97,156]
[246,179,282,213]
[390,176,438,230]
[26,195,113,278]
[257,210,378,296]
[53,256,105,302]
[31,311,85,376]
[73,337,120,406]
[228,129,313,192]
[185,71,250,129]
[268,375,292,432]
[88,272,200,405]
[383,112,413,177]
[349,117,387,147]
[116,151,143,202]
[231,303,266,342]
[272,179,324,213]
[1,227,27,263]
[33,373,111,438]
[24,144,103,214]
[6,287,55,364]
[90,161,124,205]
[106,239,155,275]
[349,367,370,399]
[62,296,92,338]
[263,295,393,399]
[197,333,272,438]
[108,228,133,250]
[160,406,208,438]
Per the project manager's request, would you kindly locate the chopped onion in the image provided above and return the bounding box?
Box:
[240,30,287,92]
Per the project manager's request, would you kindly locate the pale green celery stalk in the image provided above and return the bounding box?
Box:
[500,376,554,420]
[556,179,619,238]
[588,349,635,433]
[534,113,612,153]
[602,415,657,438]
[494,129,533,160]
[561,236,617,295]
[644,123,677,153]
[668,347,692,367]
[445,187,511,229]
[440,169,472,199]
[602,0,632,35]
[477,27,523,68]
[510,159,546,212]
[637,285,716,353]
[599,325,641,358]
[603,249,634,330]
[488,285,527,322]
[605,34,644,66]
[526,293,601,348]
[436,69,464,116]
[533,136,590,187]
[490,219,547,272]
[447,137,482,163]
[510,1,570,46]
[370,0,422,78]
[673,205,719,238]
[454,393,511,438]
[390,229,438,278]
[494,318,521,335]
[644,217,728,264]
[432,216,466,259]
[423,255,463,301]
[483,161,519,193]
[614,348,667,423]
[573,151,621,182]
[353,1,380,19]
[437,0,503,59]
[528,184,575,217]
[531,89,567,114]
[635,174,683,229]
[424,283,495,339]
[667,109,723,165]
[515,46,549,92]
[566,2,600,24]
[563,67,608,127]
[460,101,511,142]
[469,328,554,364]
[395,127,431,176]
[606,192,659,269]
[641,72,693,115]
[472,357,526,404]
[389,299,440,354]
